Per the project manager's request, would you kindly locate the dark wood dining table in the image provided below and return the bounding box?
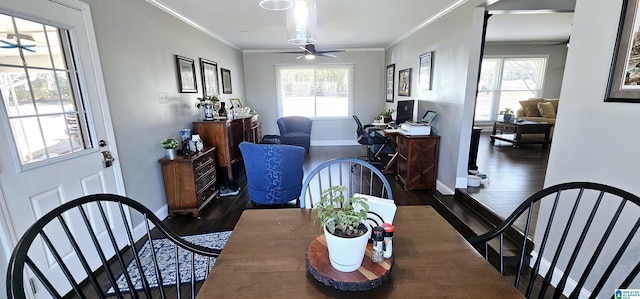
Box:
[196,206,524,298]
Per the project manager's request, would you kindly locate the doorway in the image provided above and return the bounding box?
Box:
[466,8,574,223]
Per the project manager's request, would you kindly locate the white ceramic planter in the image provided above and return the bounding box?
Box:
[323,220,371,272]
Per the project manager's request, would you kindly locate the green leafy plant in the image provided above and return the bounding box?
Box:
[316,185,369,238]
[195,95,220,109]
[374,115,382,121]
[161,137,179,149]
[503,107,514,115]
[380,109,395,117]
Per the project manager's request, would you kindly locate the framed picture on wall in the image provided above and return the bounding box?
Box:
[175,55,197,93]
[398,68,411,97]
[386,64,395,102]
[200,58,219,97]
[418,51,433,93]
[221,68,232,94]
[605,0,640,102]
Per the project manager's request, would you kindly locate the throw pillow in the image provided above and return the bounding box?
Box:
[537,101,556,118]
[543,99,559,112]
[519,99,543,117]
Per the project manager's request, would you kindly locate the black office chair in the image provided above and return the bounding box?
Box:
[352,115,394,163]
[7,194,221,299]
[468,182,640,299]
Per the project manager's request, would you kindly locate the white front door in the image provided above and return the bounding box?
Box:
[0,0,126,297]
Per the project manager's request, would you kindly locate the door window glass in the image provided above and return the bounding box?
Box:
[0,13,92,167]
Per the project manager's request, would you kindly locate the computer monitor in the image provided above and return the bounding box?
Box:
[395,100,414,124]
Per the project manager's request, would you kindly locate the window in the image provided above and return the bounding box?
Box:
[475,57,547,122]
[0,13,91,168]
[276,65,353,118]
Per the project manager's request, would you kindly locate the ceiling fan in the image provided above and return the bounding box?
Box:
[0,40,36,52]
[273,44,345,59]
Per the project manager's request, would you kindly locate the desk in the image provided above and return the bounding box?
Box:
[196,207,523,298]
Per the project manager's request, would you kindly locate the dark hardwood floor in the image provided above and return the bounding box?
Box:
[464,133,549,219]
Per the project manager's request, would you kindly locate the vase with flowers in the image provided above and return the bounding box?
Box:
[196,95,220,120]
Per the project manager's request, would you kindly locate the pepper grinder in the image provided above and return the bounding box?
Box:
[371,226,385,263]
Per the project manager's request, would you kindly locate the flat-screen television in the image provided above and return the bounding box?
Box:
[395,100,414,124]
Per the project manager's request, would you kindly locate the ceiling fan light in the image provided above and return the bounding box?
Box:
[304,54,316,60]
[259,0,293,11]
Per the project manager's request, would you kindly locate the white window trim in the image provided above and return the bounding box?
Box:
[274,63,354,120]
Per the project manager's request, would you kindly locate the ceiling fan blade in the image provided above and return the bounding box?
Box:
[296,55,305,60]
[273,51,306,54]
[316,49,345,54]
[299,45,312,54]
[317,53,337,58]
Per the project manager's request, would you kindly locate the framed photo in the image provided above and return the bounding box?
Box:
[386,64,395,102]
[221,68,232,94]
[398,68,412,97]
[230,98,242,109]
[418,51,433,92]
[606,0,640,102]
[200,58,219,97]
[175,55,197,93]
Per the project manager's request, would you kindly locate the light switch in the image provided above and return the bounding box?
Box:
[158,92,168,104]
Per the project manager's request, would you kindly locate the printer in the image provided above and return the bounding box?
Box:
[400,122,431,135]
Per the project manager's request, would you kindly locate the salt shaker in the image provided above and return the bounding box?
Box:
[382,223,395,258]
[371,226,384,263]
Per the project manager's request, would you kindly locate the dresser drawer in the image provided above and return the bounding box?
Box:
[197,182,217,206]
[195,168,216,193]
[193,149,216,172]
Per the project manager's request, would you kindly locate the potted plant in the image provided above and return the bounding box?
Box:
[316,185,370,272]
[380,109,395,123]
[502,107,514,122]
[195,95,220,120]
[374,115,383,123]
[161,137,179,160]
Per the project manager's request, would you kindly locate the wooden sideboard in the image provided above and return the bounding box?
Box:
[159,147,217,218]
[193,114,260,180]
[396,134,440,190]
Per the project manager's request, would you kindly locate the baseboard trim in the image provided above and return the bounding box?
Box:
[436,179,455,195]
[530,251,592,298]
[311,140,359,146]
[132,204,168,240]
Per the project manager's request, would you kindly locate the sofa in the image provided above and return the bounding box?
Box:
[516,98,559,124]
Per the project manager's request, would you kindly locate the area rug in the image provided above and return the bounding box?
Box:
[108,231,231,294]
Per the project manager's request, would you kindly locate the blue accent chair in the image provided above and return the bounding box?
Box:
[277,116,312,151]
[239,142,305,206]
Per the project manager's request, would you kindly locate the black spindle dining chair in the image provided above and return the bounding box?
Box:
[468,182,640,299]
[6,193,221,299]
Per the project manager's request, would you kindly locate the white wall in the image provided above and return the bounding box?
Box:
[385,0,486,194]
[83,0,245,214]
[242,50,385,145]
[535,0,640,295]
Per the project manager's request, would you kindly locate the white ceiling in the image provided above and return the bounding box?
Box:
[149,0,574,51]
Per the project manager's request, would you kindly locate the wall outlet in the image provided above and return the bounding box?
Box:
[158,92,168,104]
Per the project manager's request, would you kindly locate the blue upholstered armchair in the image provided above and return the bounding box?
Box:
[277,116,312,151]
[239,142,305,206]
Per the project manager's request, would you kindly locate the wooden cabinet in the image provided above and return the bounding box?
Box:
[396,134,440,190]
[241,115,261,143]
[193,115,260,180]
[159,147,218,218]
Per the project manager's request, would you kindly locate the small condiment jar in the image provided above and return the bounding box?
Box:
[382,223,395,258]
[371,226,385,263]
